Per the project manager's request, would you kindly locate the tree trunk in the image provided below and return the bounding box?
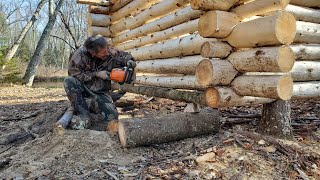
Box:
[227,45,295,73]
[225,12,296,48]
[291,61,320,81]
[118,108,221,147]
[285,4,320,24]
[191,0,239,11]
[23,0,64,87]
[290,0,320,8]
[76,0,111,6]
[292,81,320,99]
[111,6,203,45]
[201,41,233,58]
[89,14,111,27]
[290,44,320,60]
[89,5,110,14]
[260,100,293,139]
[115,19,199,50]
[294,21,320,44]
[110,0,132,12]
[1,0,47,71]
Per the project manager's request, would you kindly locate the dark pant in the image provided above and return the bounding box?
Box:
[64,76,118,122]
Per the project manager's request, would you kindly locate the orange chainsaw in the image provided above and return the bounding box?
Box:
[109,64,135,85]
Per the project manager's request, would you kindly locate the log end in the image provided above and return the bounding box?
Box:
[196,59,213,86]
[204,87,219,108]
[118,121,127,147]
[278,45,295,72]
[199,11,218,38]
[277,75,293,100]
[275,12,296,45]
[107,120,119,135]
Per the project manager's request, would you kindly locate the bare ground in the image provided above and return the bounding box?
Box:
[0,85,319,179]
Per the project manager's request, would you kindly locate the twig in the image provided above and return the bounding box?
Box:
[104,170,119,180]
[0,145,13,154]
[293,164,310,180]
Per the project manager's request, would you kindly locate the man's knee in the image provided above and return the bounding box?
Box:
[64,76,80,91]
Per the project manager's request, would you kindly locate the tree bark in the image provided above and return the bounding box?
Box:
[260,100,293,139]
[285,4,320,24]
[290,44,320,60]
[292,81,320,100]
[290,0,320,8]
[200,41,233,58]
[294,21,320,44]
[291,61,320,81]
[191,0,240,11]
[118,108,221,147]
[23,0,64,87]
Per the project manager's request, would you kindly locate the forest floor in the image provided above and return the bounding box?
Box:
[0,85,319,179]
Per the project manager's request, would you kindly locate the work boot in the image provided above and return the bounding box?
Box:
[70,115,91,130]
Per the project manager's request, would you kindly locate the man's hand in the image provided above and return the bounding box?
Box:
[96,71,110,80]
[127,60,136,68]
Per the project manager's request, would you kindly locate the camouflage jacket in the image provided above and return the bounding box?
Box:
[68,46,134,93]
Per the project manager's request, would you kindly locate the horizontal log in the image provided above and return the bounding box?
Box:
[292,81,320,100]
[191,0,240,11]
[290,0,320,8]
[136,56,202,75]
[115,19,198,50]
[225,12,296,48]
[200,41,233,58]
[290,44,320,60]
[205,87,274,108]
[89,14,111,27]
[77,0,111,6]
[291,61,320,81]
[110,0,190,36]
[111,6,203,45]
[135,75,206,90]
[110,0,132,12]
[89,5,110,14]
[112,83,207,105]
[127,33,217,61]
[91,26,111,37]
[231,0,289,19]
[294,21,320,44]
[231,75,293,100]
[227,45,295,72]
[118,108,220,147]
[285,5,320,24]
[196,59,238,86]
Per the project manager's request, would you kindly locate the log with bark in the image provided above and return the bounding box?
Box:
[89,13,111,27]
[285,4,320,24]
[110,0,190,35]
[200,41,233,58]
[118,108,221,147]
[91,26,111,37]
[191,0,240,11]
[294,21,320,44]
[110,0,132,12]
[225,12,296,48]
[127,33,217,61]
[290,0,320,8]
[89,5,110,14]
[231,75,293,100]
[291,61,320,81]
[115,19,198,50]
[198,11,240,38]
[292,81,320,99]
[196,59,238,86]
[290,44,320,60]
[227,45,295,73]
[111,6,203,45]
[135,56,202,75]
[204,87,274,108]
[77,0,111,6]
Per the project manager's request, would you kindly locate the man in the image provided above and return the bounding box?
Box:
[64,35,135,130]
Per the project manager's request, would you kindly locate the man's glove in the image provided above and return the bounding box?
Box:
[96,70,110,80]
[127,60,136,68]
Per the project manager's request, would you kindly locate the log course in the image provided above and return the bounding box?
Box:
[231,0,289,19]
[89,14,111,27]
[115,19,199,50]
[77,0,111,6]
[294,21,320,44]
[292,81,320,100]
[135,75,206,90]
[110,0,190,36]
[290,0,320,9]
[225,12,296,48]
[110,0,132,12]
[127,33,217,61]
[111,6,203,45]
[89,5,110,14]
[135,56,202,75]
[118,108,221,147]
[199,11,240,38]
[231,75,293,100]
[204,87,274,108]
[196,59,238,86]
[91,26,111,37]
[290,44,320,60]
[291,61,320,81]
[191,0,240,11]
[112,83,207,105]
[227,46,295,73]
[200,41,233,58]
[285,5,320,24]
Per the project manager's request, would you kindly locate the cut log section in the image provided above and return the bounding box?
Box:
[290,0,320,8]
[285,5,320,24]
[191,0,240,11]
[110,0,132,12]
[135,75,206,90]
[89,14,111,27]
[231,0,289,19]
[225,12,296,48]
[199,11,240,38]
[290,44,320,60]
[110,0,190,35]
[89,5,110,14]
[136,56,202,75]
[291,61,320,81]
[227,45,295,72]
[118,108,221,147]
[231,75,293,100]
[201,41,233,58]
[115,19,198,50]
[294,21,320,44]
[77,0,111,6]
[196,59,238,86]
[111,6,203,45]
[204,87,274,108]
[127,34,217,61]
[91,26,111,37]
[292,81,320,99]
[112,83,207,105]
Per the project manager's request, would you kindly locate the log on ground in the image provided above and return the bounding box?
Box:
[291,61,320,81]
[294,21,320,44]
[201,41,233,58]
[118,108,221,147]
[285,5,320,24]
[191,0,240,11]
[292,81,320,99]
[290,44,320,60]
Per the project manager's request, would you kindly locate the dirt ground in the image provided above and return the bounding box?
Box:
[0,85,319,179]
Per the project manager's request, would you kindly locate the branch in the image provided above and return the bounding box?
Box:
[58,10,79,49]
[50,35,75,50]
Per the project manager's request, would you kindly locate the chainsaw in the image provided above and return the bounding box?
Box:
[109,63,135,85]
